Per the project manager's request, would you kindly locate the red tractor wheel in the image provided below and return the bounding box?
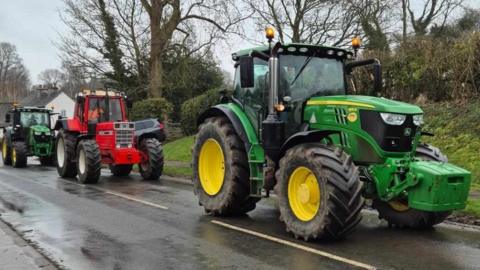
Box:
[76,140,101,184]
[56,130,77,178]
[138,138,163,181]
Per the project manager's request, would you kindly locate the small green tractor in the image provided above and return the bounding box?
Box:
[192,29,471,240]
[2,106,55,167]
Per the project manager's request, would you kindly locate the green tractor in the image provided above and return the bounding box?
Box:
[2,106,55,167]
[192,29,471,240]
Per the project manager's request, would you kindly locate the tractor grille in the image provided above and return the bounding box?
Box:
[34,133,51,143]
[114,122,135,148]
[360,110,418,152]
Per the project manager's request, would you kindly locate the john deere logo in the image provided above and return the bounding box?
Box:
[347,112,357,122]
[404,128,412,136]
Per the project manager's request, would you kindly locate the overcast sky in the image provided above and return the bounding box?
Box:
[0,0,479,85]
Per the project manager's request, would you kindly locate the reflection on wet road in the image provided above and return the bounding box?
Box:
[0,160,479,270]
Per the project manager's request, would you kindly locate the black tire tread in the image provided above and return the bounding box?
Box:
[76,140,101,184]
[56,130,77,178]
[139,138,163,180]
[12,141,28,168]
[193,117,259,216]
[2,136,12,166]
[276,143,364,240]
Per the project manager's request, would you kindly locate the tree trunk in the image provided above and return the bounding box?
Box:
[402,0,407,42]
[150,55,163,98]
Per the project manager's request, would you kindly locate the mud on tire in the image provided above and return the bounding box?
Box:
[373,143,451,229]
[56,130,77,178]
[139,138,163,181]
[276,143,364,240]
[193,116,259,216]
[76,140,101,184]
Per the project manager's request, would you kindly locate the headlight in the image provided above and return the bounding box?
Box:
[413,114,424,126]
[34,131,42,135]
[380,113,406,126]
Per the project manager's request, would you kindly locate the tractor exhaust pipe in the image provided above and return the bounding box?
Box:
[262,42,284,162]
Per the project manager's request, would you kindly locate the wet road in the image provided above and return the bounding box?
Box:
[0,160,479,270]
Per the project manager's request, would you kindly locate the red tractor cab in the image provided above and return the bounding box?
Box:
[54,89,164,183]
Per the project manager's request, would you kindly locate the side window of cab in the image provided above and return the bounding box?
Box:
[233,58,268,131]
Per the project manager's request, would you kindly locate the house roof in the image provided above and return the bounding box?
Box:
[20,89,63,108]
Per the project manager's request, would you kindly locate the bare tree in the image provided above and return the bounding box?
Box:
[0,42,30,102]
[38,69,65,88]
[407,0,464,36]
[245,0,359,46]
[140,0,247,97]
[346,0,396,51]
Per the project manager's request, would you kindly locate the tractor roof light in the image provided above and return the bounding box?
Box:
[266,27,275,41]
[352,37,361,50]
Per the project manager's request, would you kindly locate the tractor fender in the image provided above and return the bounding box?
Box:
[278,130,340,161]
[197,105,252,151]
[54,118,81,132]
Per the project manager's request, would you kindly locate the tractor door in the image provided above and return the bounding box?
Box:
[233,58,269,134]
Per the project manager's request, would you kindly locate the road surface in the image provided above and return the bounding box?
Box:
[0,159,479,270]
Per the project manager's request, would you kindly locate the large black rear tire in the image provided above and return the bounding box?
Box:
[2,136,11,166]
[138,138,163,181]
[193,117,259,216]
[11,141,28,168]
[276,143,364,240]
[373,143,451,229]
[110,164,133,177]
[76,140,101,184]
[56,130,77,178]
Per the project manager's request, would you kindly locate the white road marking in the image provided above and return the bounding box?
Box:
[57,179,169,210]
[211,220,376,270]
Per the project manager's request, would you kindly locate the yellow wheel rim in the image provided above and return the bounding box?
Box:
[198,138,225,196]
[2,140,6,160]
[288,166,321,221]
[12,148,16,164]
[388,199,410,212]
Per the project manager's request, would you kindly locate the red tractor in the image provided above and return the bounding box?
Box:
[54,89,165,183]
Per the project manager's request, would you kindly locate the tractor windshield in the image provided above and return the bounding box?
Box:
[279,55,345,100]
[88,98,123,123]
[20,112,50,127]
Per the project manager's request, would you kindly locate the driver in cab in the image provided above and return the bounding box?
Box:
[88,104,104,122]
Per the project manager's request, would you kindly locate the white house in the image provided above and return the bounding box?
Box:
[17,88,75,127]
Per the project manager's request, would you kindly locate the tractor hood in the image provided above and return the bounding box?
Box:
[306,95,423,114]
[30,125,51,134]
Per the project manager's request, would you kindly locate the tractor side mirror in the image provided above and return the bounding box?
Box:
[76,95,85,105]
[126,97,133,109]
[239,56,254,88]
[5,114,10,123]
[372,63,382,95]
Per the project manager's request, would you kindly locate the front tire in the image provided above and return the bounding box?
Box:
[193,117,259,216]
[138,138,163,181]
[76,140,101,184]
[276,143,364,240]
[56,130,77,178]
[2,136,11,166]
[11,141,28,168]
[110,164,132,177]
[373,143,451,229]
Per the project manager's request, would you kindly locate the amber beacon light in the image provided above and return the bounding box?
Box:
[265,27,275,41]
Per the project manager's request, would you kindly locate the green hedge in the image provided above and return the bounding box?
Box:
[180,88,221,135]
[130,98,173,122]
